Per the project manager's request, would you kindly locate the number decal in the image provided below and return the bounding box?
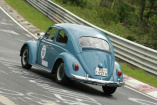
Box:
[41,45,46,59]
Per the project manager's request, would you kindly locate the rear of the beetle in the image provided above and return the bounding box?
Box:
[70,32,124,95]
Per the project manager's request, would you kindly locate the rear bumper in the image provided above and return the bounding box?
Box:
[71,74,125,87]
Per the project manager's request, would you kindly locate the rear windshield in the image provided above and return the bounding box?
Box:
[79,37,110,51]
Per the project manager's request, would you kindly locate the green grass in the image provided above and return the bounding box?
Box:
[120,63,157,87]
[5,0,55,32]
[4,0,157,88]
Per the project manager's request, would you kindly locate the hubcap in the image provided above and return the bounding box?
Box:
[57,63,65,81]
[22,49,28,66]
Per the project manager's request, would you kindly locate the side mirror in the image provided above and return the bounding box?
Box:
[37,33,40,36]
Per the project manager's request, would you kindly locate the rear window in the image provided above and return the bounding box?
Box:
[79,37,110,51]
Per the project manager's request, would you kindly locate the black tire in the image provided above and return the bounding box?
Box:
[21,46,32,69]
[102,86,117,95]
[55,61,70,85]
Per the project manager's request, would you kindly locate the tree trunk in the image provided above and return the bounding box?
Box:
[139,0,146,23]
[111,0,116,9]
[146,0,155,19]
[100,0,106,7]
[100,0,113,8]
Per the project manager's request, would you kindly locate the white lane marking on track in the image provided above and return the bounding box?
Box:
[0,70,8,75]
[0,95,17,105]
[0,21,13,25]
[0,87,59,105]
[28,79,101,105]
[0,29,19,35]
[0,48,19,54]
[41,100,59,105]
[0,57,20,64]
[16,39,26,43]
[128,98,157,105]
[125,86,157,101]
[0,6,38,39]
[27,92,60,105]
[0,88,24,96]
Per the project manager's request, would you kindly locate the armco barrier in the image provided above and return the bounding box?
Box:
[26,0,157,75]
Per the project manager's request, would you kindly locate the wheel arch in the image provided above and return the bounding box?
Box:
[110,61,123,83]
[51,52,86,78]
[20,41,39,64]
[51,58,64,74]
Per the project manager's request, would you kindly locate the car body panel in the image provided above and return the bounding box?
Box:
[20,23,124,87]
[78,50,114,80]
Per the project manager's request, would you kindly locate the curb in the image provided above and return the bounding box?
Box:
[124,74,157,99]
[0,0,157,100]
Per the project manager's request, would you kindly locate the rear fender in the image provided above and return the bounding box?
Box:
[110,61,123,82]
[20,40,39,64]
[53,52,86,78]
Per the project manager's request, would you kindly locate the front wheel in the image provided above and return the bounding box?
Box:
[56,62,70,85]
[102,86,117,95]
[21,46,32,69]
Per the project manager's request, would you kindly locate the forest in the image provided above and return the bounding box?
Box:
[54,0,157,50]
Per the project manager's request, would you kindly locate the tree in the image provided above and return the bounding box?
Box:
[100,0,113,8]
[139,0,146,23]
[146,0,157,19]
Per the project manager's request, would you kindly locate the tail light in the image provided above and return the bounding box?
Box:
[74,64,79,71]
[118,70,122,77]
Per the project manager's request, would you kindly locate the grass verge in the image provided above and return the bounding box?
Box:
[4,0,55,32]
[4,0,157,88]
[120,63,157,87]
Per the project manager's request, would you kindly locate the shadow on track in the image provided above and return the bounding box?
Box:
[19,66,117,99]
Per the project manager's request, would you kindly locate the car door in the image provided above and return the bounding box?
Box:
[37,27,58,70]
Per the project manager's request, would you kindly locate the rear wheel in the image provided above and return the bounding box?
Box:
[56,62,70,85]
[21,46,32,69]
[102,86,117,95]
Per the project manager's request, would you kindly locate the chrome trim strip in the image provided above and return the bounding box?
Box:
[71,74,125,86]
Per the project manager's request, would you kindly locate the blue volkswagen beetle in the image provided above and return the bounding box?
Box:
[20,23,124,95]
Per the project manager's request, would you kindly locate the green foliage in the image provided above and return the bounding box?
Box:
[117,2,133,23]
[59,0,87,8]
[51,0,157,50]
[126,36,136,41]
[99,8,119,24]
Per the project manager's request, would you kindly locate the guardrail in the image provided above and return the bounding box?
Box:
[26,0,157,75]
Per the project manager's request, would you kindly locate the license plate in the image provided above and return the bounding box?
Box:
[94,67,108,76]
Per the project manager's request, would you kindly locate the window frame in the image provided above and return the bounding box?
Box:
[79,36,111,51]
[55,29,68,45]
[44,27,58,41]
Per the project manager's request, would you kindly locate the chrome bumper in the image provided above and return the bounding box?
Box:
[71,74,125,86]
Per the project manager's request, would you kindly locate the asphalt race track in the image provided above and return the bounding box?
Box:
[0,7,157,105]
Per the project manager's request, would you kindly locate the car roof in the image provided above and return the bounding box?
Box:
[53,23,108,41]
